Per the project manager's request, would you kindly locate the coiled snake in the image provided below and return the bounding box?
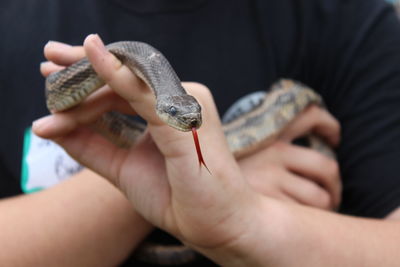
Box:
[45,41,331,265]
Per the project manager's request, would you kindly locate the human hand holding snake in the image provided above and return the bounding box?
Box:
[39,37,341,211]
[240,105,341,210]
[34,34,261,262]
[34,34,341,265]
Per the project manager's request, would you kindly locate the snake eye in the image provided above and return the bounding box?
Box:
[168,106,177,116]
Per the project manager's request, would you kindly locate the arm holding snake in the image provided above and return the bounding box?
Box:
[33,34,400,266]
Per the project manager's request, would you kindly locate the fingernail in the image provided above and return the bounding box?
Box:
[40,61,51,68]
[32,115,53,131]
[87,34,106,52]
[45,40,72,50]
[39,61,50,74]
[84,34,121,69]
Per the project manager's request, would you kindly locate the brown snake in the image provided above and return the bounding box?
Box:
[45,41,332,265]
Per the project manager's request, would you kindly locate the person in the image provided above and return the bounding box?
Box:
[1,0,400,265]
[35,33,400,266]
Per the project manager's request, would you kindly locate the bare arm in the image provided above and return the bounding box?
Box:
[34,34,400,266]
[203,198,400,267]
[0,169,152,267]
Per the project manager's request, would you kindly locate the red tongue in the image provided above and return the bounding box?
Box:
[191,127,211,174]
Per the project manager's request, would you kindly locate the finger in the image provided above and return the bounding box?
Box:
[83,34,161,126]
[84,34,246,216]
[281,174,332,210]
[51,127,126,185]
[280,105,340,147]
[44,41,86,66]
[240,151,331,208]
[54,125,170,226]
[275,142,341,209]
[33,87,135,138]
[84,35,240,177]
[245,165,303,204]
[40,61,65,77]
[47,126,163,188]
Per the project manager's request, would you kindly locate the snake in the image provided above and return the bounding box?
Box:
[45,41,331,265]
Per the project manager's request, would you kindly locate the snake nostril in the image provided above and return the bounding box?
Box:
[190,120,198,128]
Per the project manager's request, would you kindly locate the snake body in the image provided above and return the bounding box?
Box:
[45,41,329,265]
[46,42,202,132]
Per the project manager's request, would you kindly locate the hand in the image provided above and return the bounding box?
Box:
[34,35,263,259]
[41,40,342,212]
[240,106,341,210]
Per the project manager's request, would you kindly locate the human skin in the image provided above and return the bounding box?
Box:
[0,36,341,267]
[41,39,341,210]
[33,34,400,266]
[0,169,151,267]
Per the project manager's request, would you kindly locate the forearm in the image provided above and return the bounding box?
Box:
[0,169,152,267]
[200,197,400,267]
[284,205,400,267]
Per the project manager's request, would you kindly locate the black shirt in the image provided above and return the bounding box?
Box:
[1,0,400,265]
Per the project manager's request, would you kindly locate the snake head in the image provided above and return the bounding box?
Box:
[156,95,202,132]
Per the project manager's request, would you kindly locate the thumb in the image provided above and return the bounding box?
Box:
[84,34,246,210]
[84,34,240,180]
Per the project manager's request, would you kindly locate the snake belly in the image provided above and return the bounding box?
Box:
[45,41,332,266]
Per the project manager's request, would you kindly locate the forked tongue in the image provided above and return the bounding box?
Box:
[191,127,211,174]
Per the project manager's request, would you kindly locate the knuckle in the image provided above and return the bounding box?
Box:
[101,57,123,83]
[312,153,335,174]
[316,190,331,209]
[307,104,321,116]
[307,185,331,209]
[305,105,322,121]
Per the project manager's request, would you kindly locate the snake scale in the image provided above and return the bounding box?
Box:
[45,41,331,265]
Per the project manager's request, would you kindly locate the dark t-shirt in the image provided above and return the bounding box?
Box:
[1,0,400,265]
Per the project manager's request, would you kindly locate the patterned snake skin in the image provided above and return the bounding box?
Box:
[45,41,332,265]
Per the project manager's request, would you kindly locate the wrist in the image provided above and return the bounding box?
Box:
[193,195,292,266]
